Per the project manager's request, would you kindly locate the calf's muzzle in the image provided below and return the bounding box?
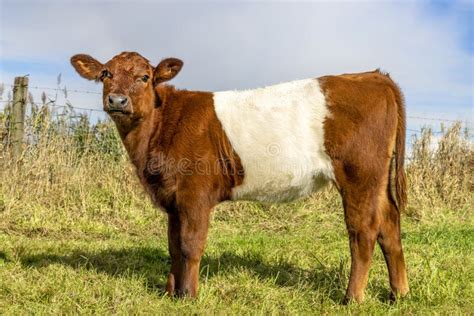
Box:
[107,94,129,112]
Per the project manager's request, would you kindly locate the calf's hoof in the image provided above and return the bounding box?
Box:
[343,292,365,304]
[165,273,198,298]
[389,286,409,301]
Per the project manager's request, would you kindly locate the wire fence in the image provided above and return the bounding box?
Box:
[3,83,102,95]
[0,81,472,160]
[2,107,471,135]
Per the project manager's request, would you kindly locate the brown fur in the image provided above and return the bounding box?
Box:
[71,52,243,297]
[320,70,408,302]
[70,52,408,302]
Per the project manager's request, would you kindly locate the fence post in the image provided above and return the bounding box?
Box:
[11,76,28,159]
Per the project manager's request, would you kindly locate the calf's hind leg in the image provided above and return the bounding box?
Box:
[377,199,409,299]
[336,165,409,303]
[341,186,380,303]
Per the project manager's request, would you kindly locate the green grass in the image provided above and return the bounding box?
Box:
[1,195,472,314]
[0,115,472,314]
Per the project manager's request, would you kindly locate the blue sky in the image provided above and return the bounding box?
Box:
[0,0,473,134]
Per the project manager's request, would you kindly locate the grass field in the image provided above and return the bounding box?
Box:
[1,194,472,314]
[0,110,472,314]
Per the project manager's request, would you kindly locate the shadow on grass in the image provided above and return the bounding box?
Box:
[19,246,348,302]
[0,251,8,262]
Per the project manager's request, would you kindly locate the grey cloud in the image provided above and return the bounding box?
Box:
[1,1,472,112]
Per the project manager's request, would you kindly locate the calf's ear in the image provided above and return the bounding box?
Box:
[153,58,183,85]
[70,54,104,81]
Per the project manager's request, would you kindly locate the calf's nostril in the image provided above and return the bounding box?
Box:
[108,96,114,105]
[120,98,128,106]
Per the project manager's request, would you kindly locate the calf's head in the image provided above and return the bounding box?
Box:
[70,52,183,128]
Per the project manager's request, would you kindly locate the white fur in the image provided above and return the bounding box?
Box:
[213,78,335,202]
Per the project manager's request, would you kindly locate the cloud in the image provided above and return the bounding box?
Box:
[0,1,472,120]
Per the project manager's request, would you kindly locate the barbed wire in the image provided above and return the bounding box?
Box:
[43,102,103,112]
[2,83,472,120]
[1,83,472,134]
[407,115,473,124]
[0,100,103,112]
[407,128,445,134]
[407,128,474,134]
[3,83,101,95]
[2,101,473,123]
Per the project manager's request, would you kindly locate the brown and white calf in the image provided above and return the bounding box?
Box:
[71,52,409,303]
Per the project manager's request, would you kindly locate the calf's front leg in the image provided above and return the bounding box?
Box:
[166,206,210,297]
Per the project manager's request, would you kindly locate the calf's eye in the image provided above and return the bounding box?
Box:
[99,70,112,81]
[141,75,149,83]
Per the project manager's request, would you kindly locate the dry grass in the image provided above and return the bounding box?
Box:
[0,104,473,314]
[1,105,471,225]
[406,122,473,220]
